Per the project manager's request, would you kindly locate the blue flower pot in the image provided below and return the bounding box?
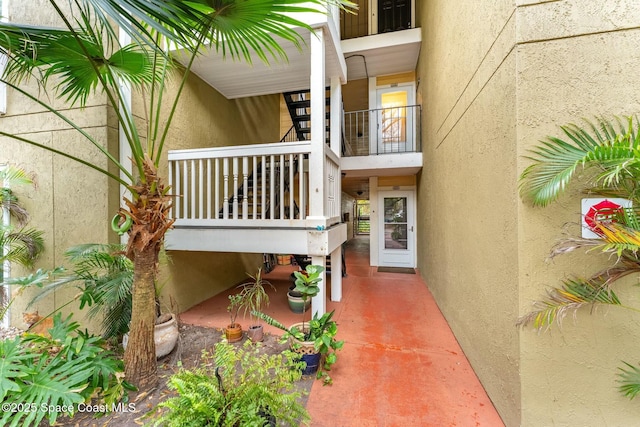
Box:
[301,352,321,375]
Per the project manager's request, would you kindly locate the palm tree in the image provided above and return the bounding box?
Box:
[0,0,354,390]
[518,116,640,397]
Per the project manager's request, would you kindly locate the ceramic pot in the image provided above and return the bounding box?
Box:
[122,313,179,359]
[288,322,320,375]
[287,291,311,313]
[247,325,264,342]
[225,323,243,342]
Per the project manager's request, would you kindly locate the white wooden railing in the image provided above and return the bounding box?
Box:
[324,144,341,225]
[168,141,341,229]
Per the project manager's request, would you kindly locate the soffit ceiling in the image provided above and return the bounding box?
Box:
[341,28,422,81]
[174,27,421,99]
[173,29,345,100]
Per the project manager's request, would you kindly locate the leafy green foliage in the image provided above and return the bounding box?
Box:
[0,165,44,270]
[253,310,343,385]
[0,225,44,268]
[519,116,640,398]
[520,116,640,207]
[150,340,310,426]
[0,313,131,427]
[236,267,275,325]
[516,278,621,330]
[25,244,134,339]
[618,362,640,399]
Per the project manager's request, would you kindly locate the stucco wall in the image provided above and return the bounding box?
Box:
[0,1,118,330]
[516,1,640,425]
[416,1,520,425]
[154,71,281,313]
[418,0,640,426]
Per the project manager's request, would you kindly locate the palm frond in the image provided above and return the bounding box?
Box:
[517,277,621,330]
[0,226,45,268]
[519,116,640,207]
[0,165,33,188]
[618,361,640,399]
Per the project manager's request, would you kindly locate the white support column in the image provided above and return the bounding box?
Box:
[330,76,342,156]
[308,28,326,221]
[311,255,327,317]
[330,245,342,302]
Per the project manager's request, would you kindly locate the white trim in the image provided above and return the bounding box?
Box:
[377,189,416,267]
[118,28,132,245]
[1,163,9,328]
[0,0,8,116]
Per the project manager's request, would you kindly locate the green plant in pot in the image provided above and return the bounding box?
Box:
[225,294,243,343]
[287,264,323,315]
[236,267,275,342]
[254,264,344,385]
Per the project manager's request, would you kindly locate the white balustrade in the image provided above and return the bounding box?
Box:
[168,141,341,229]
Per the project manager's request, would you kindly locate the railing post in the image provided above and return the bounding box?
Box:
[232,157,239,220]
[309,27,326,222]
[242,157,248,219]
[223,158,229,219]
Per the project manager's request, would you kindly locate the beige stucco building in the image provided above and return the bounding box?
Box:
[2,1,640,425]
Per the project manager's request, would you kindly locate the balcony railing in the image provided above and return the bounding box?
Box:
[342,104,421,157]
[168,141,341,228]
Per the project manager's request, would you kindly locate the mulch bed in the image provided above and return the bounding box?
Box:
[42,324,314,426]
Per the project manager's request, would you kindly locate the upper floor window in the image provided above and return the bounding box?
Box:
[341,0,413,40]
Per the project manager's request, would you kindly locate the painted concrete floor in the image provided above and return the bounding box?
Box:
[180,235,505,426]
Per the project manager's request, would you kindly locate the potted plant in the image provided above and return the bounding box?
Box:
[149,340,310,426]
[225,294,243,342]
[236,267,276,342]
[287,264,322,314]
[253,309,344,385]
[254,264,344,385]
[287,256,312,312]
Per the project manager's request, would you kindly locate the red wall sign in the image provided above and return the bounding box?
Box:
[581,198,632,238]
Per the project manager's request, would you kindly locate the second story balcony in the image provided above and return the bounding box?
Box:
[343,104,421,156]
[339,0,421,81]
[341,104,422,176]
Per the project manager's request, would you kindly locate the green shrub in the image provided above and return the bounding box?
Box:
[151,340,310,426]
[0,313,133,427]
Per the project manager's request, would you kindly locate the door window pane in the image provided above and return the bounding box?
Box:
[383,197,408,249]
[380,91,407,145]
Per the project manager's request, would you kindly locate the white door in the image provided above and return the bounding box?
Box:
[375,86,415,154]
[378,190,415,267]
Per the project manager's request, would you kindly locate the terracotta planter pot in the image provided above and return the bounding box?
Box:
[122,313,179,359]
[225,323,243,342]
[247,325,264,342]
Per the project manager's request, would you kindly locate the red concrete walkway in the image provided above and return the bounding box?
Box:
[180,235,504,426]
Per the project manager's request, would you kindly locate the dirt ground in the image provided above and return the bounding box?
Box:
[47,324,315,426]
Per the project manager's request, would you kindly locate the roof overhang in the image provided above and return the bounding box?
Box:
[172,20,346,99]
[341,27,422,81]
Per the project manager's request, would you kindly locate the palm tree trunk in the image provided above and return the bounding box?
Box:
[123,244,158,390]
[121,158,174,390]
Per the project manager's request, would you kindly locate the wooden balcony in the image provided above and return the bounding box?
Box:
[165,141,346,256]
